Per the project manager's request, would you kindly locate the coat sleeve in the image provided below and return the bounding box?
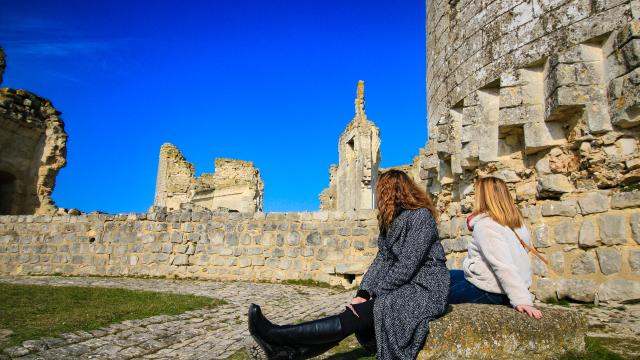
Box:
[358,235,385,298]
[376,208,437,293]
[474,224,534,307]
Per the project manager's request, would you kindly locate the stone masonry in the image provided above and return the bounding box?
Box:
[153,143,263,213]
[413,1,640,303]
[320,81,381,211]
[0,50,68,215]
[0,208,378,288]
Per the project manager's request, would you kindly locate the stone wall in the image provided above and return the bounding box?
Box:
[442,191,640,303]
[153,143,263,213]
[0,209,378,288]
[0,88,67,215]
[417,0,640,302]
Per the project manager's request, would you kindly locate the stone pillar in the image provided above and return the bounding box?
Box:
[320,81,381,211]
[153,143,195,211]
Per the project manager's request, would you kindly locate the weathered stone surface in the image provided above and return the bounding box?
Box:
[630,250,640,272]
[534,278,557,301]
[595,248,622,275]
[598,279,640,303]
[578,192,609,214]
[153,144,264,213]
[557,279,597,302]
[533,224,550,248]
[633,213,640,245]
[571,252,597,275]
[541,201,578,217]
[320,81,381,212]
[0,47,5,85]
[537,175,575,198]
[599,215,629,245]
[418,304,586,360]
[554,221,578,244]
[0,87,67,215]
[579,220,598,248]
[612,191,640,209]
[421,2,640,306]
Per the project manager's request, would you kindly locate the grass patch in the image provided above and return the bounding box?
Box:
[542,298,572,306]
[560,337,625,360]
[0,283,225,349]
[280,279,344,290]
[620,183,640,192]
[323,335,375,360]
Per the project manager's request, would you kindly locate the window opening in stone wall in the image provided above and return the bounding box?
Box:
[342,273,355,284]
[0,171,17,215]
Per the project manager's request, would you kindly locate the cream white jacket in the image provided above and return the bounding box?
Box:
[462,213,534,307]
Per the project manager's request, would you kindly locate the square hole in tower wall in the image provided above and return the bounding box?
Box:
[497,126,526,170]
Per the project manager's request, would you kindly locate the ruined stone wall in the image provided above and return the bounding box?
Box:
[420,0,640,302]
[0,47,5,85]
[320,81,381,211]
[0,210,378,288]
[0,89,67,215]
[154,143,263,213]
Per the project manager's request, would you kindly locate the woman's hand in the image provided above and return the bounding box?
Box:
[515,304,542,319]
[351,296,368,305]
[346,296,368,317]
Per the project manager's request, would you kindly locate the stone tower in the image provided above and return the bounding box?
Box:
[153,143,264,213]
[421,1,640,303]
[320,81,381,211]
[0,48,67,215]
[421,0,640,213]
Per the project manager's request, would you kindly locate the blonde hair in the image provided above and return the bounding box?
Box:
[474,177,523,228]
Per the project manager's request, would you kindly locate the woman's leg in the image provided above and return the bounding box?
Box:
[448,270,509,305]
[338,299,375,335]
[248,301,375,360]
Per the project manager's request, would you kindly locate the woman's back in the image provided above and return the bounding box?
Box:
[463,213,533,307]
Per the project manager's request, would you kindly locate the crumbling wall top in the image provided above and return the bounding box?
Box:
[0,47,5,85]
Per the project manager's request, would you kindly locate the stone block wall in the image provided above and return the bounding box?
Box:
[0,209,379,288]
[416,0,640,303]
[442,191,640,303]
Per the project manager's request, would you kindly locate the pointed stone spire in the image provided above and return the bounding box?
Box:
[354,80,366,119]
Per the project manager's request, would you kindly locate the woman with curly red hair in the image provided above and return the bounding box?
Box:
[248,169,450,360]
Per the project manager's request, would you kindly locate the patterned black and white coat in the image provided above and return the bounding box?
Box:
[356,207,450,360]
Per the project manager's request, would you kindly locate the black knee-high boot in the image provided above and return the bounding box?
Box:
[248,304,347,360]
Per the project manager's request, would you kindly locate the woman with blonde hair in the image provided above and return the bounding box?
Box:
[248,169,450,360]
[449,176,544,319]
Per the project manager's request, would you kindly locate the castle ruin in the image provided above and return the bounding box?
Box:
[416,0,640,303]
[320,81,381,211]
[0,47,68,215]
[0,1,639,301]
[153,143,264,213]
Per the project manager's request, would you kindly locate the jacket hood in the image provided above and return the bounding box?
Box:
[467,212,488,231]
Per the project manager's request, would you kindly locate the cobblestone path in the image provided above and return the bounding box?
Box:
[0,276,354,360]
[1,276,638,359]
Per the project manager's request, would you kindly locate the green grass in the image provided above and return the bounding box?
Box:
[560,337,625,360]
[543,298,572,306]
[0,283,226,349]
[620,183,640,192]
[279,279,346,290]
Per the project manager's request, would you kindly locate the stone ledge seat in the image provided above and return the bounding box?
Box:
[418,303,587,360]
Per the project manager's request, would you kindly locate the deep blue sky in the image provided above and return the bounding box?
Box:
[1,1,426,213]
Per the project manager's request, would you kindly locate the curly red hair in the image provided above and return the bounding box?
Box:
[376,169,438,234]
